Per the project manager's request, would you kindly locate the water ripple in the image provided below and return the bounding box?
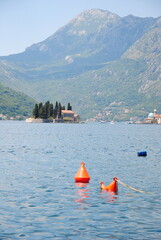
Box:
[0,122,161,239]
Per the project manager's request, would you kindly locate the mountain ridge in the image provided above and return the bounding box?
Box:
[0,8,160,120]
[3,9,156,66]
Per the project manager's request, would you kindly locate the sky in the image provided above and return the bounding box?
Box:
[0,0,161,56]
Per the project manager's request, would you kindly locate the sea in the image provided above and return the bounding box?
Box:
[0,121,161,240]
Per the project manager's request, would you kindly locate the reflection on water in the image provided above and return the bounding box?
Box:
[75,183,90,205]
[100,189,118,203]
[75,181,118,206]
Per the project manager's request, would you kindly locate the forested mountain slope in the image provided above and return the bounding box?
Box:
[0,9,160,120]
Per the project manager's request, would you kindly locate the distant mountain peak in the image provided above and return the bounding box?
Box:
[65,8,120,36]
[70,8,120,23]
[77,8,119,17]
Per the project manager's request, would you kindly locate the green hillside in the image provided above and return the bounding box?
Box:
[0,9,160,121]
[0,83,36,118]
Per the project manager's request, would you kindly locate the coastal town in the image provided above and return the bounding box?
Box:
[136,110,161,124]
[1,109,161,124]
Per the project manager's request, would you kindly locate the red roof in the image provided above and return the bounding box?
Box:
[154,114,161,118]
[62,110,74,114]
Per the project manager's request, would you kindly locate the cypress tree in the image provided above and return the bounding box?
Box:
[55,101,58,111]
[39,105,46,119]
[32,104,39,118]
[67,102,72,110]
[31,101,73,119]
[49,103,54,117]
[53,108,57,119]
[39,102,43,111]
[44,101,50,119]
[58,102,62,118]
[53,101,59,118]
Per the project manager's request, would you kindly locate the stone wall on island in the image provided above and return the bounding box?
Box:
[25,118,53,123]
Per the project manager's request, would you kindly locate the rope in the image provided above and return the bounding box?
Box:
[117,179,148,193]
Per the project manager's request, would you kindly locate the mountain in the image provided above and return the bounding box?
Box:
[2,9,156,68]
[0,9,160,120]
[0,82,35,118]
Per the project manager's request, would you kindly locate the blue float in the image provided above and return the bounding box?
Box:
[137,151,147,157]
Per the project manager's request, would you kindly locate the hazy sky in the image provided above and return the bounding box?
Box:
[0,0,161,56]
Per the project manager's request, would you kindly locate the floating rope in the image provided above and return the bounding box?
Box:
[117,179,148,193]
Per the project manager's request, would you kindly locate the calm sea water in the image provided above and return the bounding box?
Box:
[0,121,161,240]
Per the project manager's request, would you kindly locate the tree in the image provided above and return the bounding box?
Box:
[44,101,50,119]
[31,100,73,119]
[39,105,46,119]
[38,102,43,111]
[55,101,58,111]
[49,103,53,117]
[58,102,62,118]
[53,108,57,119]
[53,101,59,118]
[32,104,39,118]
[67,102,72,110]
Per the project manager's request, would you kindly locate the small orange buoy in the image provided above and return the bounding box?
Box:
[100,177,118,192]
[74,162,90,183]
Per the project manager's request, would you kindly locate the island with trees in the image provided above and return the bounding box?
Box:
[26,101,80,123]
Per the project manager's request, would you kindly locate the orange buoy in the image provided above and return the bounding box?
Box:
[100,177,118,192]
[74,162,90,183]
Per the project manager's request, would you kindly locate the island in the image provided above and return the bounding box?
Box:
[26,101,80,123]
